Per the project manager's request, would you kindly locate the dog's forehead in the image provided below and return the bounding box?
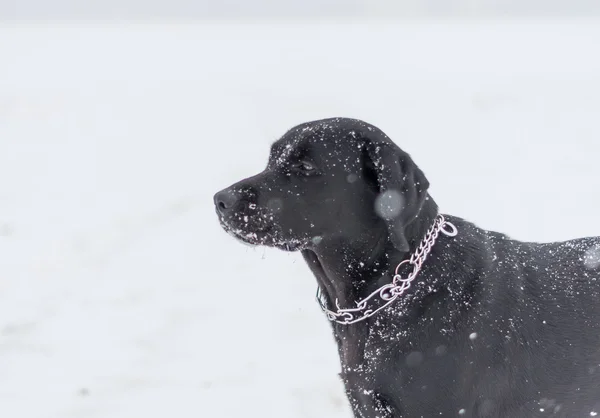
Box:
[271,122,362,163]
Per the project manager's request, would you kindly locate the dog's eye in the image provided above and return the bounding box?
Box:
[293,161,317,174]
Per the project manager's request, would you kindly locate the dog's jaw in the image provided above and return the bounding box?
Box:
[217,213,311,251]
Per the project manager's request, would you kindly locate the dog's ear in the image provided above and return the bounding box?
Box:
[365,142,430,252]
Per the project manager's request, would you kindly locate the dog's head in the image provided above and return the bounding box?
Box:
[214,118,432,253]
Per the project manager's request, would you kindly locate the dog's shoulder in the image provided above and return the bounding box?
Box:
[445,215,600,271]
[436,216,600,307]
[445,217,600,324]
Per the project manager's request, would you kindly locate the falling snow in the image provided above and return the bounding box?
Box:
[584,244,600,269]
[374,189,404,220]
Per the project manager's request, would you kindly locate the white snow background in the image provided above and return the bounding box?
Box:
[1,20,600,417]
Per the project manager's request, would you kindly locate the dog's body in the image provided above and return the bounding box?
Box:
[324,217,600,417]
[214,118,600,417]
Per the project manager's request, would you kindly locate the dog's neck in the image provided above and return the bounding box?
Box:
[302,196,439,314]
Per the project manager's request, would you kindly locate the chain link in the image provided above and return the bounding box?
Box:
[316,215,457,325]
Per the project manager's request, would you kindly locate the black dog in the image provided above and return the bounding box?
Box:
[214,118,600,417]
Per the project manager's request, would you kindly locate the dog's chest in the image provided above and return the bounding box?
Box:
[335,316,467,417]
[335,321,408,401]
[335,323,369,370]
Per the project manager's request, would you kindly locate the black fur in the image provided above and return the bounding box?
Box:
[214,117,600,417]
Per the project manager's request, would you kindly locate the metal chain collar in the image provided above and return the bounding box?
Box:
[316,215,458,325]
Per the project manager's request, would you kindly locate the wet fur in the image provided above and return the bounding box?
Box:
[214,118,600,417]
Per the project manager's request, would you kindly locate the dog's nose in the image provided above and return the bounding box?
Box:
[214,189,239,215]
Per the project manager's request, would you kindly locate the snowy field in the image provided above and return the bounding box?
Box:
[1,20,600,418]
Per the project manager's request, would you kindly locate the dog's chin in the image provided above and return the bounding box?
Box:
[220,220,271,246]
[219,219,308,252]
[272,239,308,252]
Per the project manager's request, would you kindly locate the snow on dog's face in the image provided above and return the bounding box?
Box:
[214,117,430,252]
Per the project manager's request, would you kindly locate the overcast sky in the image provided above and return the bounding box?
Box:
[2,0,600,20]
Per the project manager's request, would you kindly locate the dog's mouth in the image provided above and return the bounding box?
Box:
[217,210,309,252]
[219,217,273,246]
